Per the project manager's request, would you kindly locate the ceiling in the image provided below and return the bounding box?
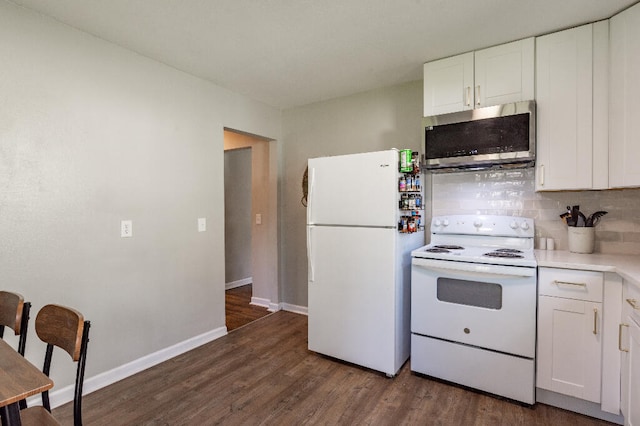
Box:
[10,0,638,109]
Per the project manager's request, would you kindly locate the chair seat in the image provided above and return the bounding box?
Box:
[20,406,61,426]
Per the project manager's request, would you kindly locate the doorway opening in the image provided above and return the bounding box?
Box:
[223,129,277,331]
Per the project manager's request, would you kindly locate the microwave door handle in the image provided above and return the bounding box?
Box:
[413,258,535,279]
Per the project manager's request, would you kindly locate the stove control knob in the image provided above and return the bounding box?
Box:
[434,219,442,227]
[473,220,482,228]
[509,221,518,229]
[520,221,530,230]
[442,219,449,227]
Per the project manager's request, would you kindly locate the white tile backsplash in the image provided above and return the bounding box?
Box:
[431,168,640,254]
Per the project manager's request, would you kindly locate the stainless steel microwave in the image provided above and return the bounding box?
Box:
[423,100,535,172]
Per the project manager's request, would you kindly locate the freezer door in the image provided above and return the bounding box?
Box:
[308,225,401,375]
[307,150,398,227]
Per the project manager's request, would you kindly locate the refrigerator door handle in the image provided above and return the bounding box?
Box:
[307,226,314,282]
[307,166,315,282]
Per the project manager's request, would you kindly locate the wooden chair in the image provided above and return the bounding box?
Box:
[0,291,31,410]
[20,304,91,426]
[0,290,31,356]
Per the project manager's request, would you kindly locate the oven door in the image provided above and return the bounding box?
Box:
[411,257,536,358]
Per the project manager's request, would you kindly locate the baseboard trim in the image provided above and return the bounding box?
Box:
[41,325,228,409]
[250,296,271,309]
[225,277,252,290]
[281,303,308,315]
[268,302,281,312]
[536,388,624,424]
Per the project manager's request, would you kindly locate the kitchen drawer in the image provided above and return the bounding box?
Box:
[538,267,603,302]
[624,281,640,324]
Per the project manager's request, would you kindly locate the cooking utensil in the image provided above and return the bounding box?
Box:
[567,205,587,226]
[577,211,587,227]
[586,211,608,227]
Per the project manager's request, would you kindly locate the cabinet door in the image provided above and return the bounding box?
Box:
[610,3,640,188]
[621,317,640,425]
[537,296,602,403]
[474,37,534,108]
[423,52,473,116]
[535,24,594,191]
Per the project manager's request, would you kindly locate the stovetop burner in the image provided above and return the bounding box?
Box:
[412,215,536,267]
[433,245,465,250]
[425,248,451,253]
[483,251,525,259]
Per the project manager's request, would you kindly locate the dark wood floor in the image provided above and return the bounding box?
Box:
[225,284,271,331]
[53,311,614,425]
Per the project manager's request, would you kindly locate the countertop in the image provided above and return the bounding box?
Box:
[535,249,640,289]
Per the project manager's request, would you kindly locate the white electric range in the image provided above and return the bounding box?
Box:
[410,214,537,404]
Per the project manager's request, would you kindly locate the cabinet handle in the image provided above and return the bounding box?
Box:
[465,86,471,107]
[539,165,545,186]
[476,85,481,106]
[619,323,629,352]
[627,298,640,310]
[553,280,587,288]
[593,308,598,335]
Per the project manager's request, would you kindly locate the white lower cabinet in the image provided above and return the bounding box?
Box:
[621,317,640,426]
[537,296,602,402]
[621,283,640,425]
[537,268,604,403]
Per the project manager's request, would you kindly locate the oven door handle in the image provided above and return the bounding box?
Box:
[412,258,536,278]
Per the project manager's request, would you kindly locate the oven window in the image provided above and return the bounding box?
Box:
[436,278,503,309]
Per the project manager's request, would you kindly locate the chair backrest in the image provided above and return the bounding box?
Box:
[0,290,31,356]
[35,304,91,426]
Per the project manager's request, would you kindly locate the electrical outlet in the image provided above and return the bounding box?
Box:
[256,214,262,225]
[198,217,207,232]
[121,220,133,238]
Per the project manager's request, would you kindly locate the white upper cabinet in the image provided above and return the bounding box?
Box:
[535,22,609,191]
[474,38,535,108]
[423,38,534,117]
[610,2,640,188]
[423,52,474,116]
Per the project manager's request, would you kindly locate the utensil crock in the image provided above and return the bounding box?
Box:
[568,227,595,254]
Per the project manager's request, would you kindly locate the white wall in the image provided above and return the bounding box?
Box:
[0,0,280,395]
[281,81,425,307]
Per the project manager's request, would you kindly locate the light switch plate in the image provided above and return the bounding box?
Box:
[256,214,262,225]
[121,220,133,238]
[198,217,207,232]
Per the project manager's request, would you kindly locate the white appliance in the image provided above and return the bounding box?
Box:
[411,215,537,404]
[307,149,424,376]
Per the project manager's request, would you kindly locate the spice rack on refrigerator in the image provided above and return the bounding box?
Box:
[398,151,424,234]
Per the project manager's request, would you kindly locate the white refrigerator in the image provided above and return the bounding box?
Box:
[307,149,424,376]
